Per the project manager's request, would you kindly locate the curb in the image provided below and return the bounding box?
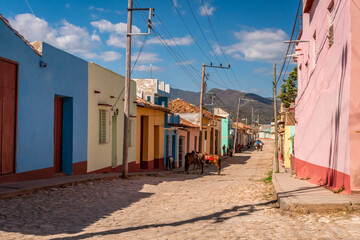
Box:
[272,173,353,213]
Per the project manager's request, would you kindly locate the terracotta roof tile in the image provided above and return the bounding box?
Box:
[168,98,215,119]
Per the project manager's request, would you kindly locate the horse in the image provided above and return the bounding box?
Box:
[203,154,221,175]
[184,151,204,174]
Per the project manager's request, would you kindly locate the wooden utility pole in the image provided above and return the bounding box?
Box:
[199,63,205,153]
[273,62,279,172]
[199,63,230,153]
[122,0,133,179]
[233,98,241,155]
[122,2,153,178]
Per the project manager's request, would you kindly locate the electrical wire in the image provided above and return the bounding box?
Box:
[24,0,36,15]
[170,0,212,63]
[142,0,202,79]
[199,0,243,91]
[134,0,201,88]
[276,0,302,86]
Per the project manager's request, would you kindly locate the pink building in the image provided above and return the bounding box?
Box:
[295,0,360,193]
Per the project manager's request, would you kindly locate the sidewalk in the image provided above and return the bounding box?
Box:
[273,172,360,212]
[0,169,178,199]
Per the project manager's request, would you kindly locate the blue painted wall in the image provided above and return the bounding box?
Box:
[0,19,88,174]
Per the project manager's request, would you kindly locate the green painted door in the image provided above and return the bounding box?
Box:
[112,116,117,168]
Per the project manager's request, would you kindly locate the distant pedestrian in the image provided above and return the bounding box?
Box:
[222,145,226,156]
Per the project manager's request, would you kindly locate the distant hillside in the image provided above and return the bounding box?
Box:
[170,88,279,124]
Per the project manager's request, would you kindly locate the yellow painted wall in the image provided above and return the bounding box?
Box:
[87,63,137,172]
[284,126,291,169]
[136,107,165,164]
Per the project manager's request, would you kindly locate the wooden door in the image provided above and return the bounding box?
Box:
[0,59,17,175]
[54,96,63,173]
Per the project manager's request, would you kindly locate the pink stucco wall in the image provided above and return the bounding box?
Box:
[349,0,360,191]
[295,0,352,192]
[187,128,200,153]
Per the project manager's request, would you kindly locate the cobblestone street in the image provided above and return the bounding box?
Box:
[1,139,360,239]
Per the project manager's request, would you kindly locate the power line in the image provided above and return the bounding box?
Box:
[170,0,212,63]
[199,0,243,91]
[143,0,202,79]
[24,0,35,15]
[276,0,302,85]
[134,0,201,88]
[184,0,222,64]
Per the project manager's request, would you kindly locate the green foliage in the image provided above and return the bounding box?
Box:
[263,171,273,184]
[278,67,298,108]
[333,185,345,194]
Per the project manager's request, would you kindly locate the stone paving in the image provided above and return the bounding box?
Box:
[1,139,360,239]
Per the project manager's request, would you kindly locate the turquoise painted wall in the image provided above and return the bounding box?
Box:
[0,19,88,175]
[221,118,230,155]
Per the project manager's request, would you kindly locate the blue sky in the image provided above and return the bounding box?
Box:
[2,0,299,97]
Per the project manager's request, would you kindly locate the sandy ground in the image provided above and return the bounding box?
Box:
[1,139,360,239]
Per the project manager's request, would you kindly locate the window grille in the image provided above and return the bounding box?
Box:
[99,109,109,143]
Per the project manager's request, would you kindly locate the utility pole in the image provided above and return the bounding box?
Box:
[233,98,241,155]
[273,62,279,172]
[199,63,205,153]
[199,63,230,152]
[122,1,154,178]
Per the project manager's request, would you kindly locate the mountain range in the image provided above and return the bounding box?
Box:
[169,88,279,124]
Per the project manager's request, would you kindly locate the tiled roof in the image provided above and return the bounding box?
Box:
[0,14,42,56]
[168,98,216,119]
[232,122,251,130]
[180,117,199,128]
[136,97,171,113]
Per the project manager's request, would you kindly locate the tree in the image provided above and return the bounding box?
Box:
[278,67,297,108]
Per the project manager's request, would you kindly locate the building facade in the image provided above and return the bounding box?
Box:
[295,0,360,193]
[0,15,88,183]
[87,63,137,173]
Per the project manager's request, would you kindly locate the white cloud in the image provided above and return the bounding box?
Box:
[90,13,99,20]
[199,2,215,16]
[97,51,121,62]
[65,3,70,8]
[131,52,162,63]
[89,6,105,12]
[91,19,142,48]
[9,14,100,59]
[147,35,193,46]
[134,64,163,72]
[91,31,101,42]
[220,28,288,62]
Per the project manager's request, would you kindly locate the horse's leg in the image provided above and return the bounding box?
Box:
[217,159,222,175]
[200,160,204,174]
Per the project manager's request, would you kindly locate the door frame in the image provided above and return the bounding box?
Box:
[0,57,18,175]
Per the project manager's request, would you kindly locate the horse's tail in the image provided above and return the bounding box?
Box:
[185,154,189,173]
